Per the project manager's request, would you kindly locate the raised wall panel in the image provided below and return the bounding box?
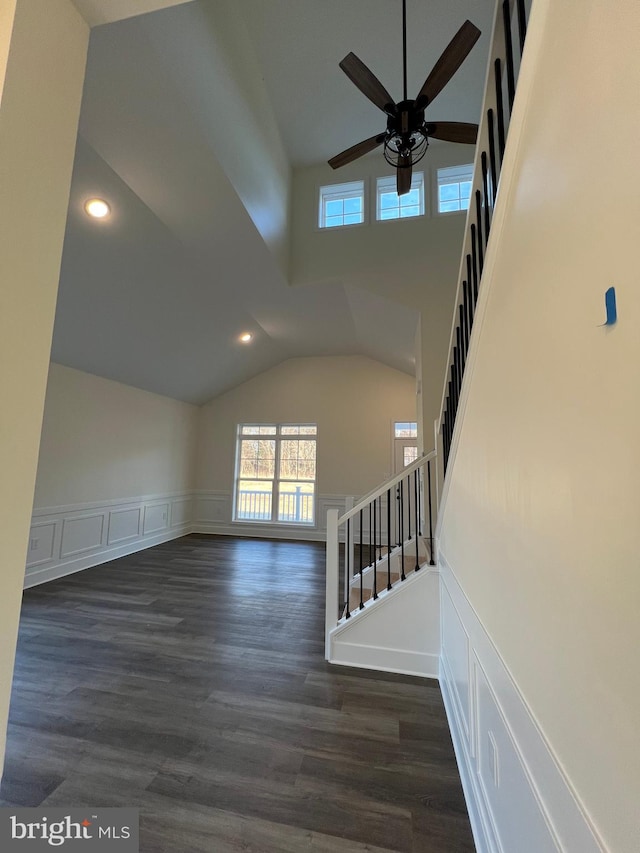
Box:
[441,581,472,743]
[143,503,169,535]
[108,507,141,545]
[26,522,57,567]
[26,492,194,588]
[171,498,193,528]
[60,513,104,558]
[474,660,558,853]
[439,553,604,853]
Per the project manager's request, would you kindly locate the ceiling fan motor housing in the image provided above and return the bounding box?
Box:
[384,100,429,167]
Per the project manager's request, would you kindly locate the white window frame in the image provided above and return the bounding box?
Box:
[318,180,365,229]
[376,172,425,221]
[436,164,474,215]
[233,424,318,526]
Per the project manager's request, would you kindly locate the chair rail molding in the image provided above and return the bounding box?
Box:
[438,552,606,853]
[25,491,194,588]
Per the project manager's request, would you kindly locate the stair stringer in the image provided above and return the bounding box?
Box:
[328,566,440,678]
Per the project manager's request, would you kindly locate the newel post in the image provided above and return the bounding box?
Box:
[325,508,340,660]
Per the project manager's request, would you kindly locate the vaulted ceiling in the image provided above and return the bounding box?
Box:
[55,0,495,404]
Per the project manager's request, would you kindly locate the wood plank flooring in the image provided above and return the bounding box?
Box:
[1,534,474,852]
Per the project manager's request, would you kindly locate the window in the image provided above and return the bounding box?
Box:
[376,172,424,220]
[318,181,365,228]
[437,164,473,213]
[234,424,317,525]
[394,422,418,438]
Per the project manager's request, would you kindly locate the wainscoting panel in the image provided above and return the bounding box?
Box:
[60,514,105,558]
[439,553,606,853]
[108,507,141,545]
[25,492,193,589]
[143,503,169,536]
[26,521,57,567]
[170,497,193,528]
[193,491,353,542]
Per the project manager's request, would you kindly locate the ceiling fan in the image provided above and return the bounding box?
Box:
[328,1,481,195]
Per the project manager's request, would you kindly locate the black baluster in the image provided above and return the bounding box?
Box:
[475,191,484,272]
[517,0,527,54]
[414,470,420,571]
[407,473,412,541]
[368,501,372,570]
[471,224,479,302]
[372,498,378,600]
[450,358,458,421]
[487,109,499,200]
[502,0,516,111]
[427,461,435,565]
[442,411,449,460]
[345,517,351,618]
[482,152,491,236]
[416,468,423,536]
[451,360,458,422]
[400,479,406,580]
[359,508,363,579]
[386,488,392,590]
[462,282,470,353]
[464,279,474,339]
[495,58,506,161]
[377,494,382,559]
[458,307,466,369]
[443,422,450,471]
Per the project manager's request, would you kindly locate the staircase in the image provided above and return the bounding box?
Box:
[325,451,440,677]
[324,0,535,680]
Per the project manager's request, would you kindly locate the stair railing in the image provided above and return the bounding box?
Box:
[436,0,533,484]
[326,450,436,655]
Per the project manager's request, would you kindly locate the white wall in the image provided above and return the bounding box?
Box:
[0,0,88,785]
[139,0,291,275]
[196,355,417,536]
[438,0,640,849]
[291,144,473,437]
[25,364,199,587]
[34,363,198,508]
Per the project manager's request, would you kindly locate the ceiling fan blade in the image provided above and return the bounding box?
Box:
[328,133,385,169]
[426,121,479,145]
[339,53,396,115]
[397,157,412,196]
[417,21,481,107]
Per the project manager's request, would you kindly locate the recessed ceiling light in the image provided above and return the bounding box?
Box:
[84,198,111,219]
[239,333,253,343]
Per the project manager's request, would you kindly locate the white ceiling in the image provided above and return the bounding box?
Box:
[239,0,495,166]
[52,0,494,404]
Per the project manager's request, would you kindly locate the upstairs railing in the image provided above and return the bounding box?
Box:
[438,0,532,477]
[325,451,436,648]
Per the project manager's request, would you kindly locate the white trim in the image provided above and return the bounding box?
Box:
[31,490,193,518]
[439,552,608,853]
[25,491,195,589]
[328,567,440,679]
[24,525,191,589]
[329,646,439,680]
[195,490,352,542]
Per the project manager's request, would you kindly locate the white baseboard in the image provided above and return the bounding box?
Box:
[329,644,439,679]
[329,569,441,679]
[194,491,352,543]
[193,521,327,543]
[439,552,607,853]
[25,493,194,589]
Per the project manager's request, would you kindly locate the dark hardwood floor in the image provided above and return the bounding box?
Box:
[1,534,474,852]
